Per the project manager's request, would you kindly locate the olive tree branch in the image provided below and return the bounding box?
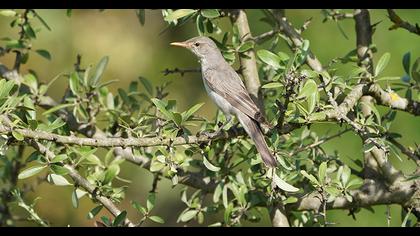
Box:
[0,123,244,148]
[287,179,417,212]
[26,139,136,227]
[270,9,324,72]
[0,116,135,226]
[387,9,420,36]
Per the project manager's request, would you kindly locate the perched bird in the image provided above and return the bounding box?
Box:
[170,36,277,167]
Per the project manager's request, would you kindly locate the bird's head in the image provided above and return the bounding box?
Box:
[170,36,220,60]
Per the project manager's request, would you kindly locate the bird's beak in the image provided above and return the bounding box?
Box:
[170,41,189,48]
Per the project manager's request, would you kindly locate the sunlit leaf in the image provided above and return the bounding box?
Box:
[375,52,390,76]
[272,172,299,192]
[257,49,282,70]
[90,56,109,87]
[180,210,198,222]
[202,156,220,172]
[18,165,46,179]
[201,9,220,18]
[164,9,197,22]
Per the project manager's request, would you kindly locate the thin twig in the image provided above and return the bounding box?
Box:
[26,139,136,227]
[161,68,200,76]
[387,9,420,36]
[289,128,351,156]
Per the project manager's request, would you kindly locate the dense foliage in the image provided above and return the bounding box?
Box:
[0,9,419,227]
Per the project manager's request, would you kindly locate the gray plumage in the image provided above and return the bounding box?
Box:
[171,36,277,167]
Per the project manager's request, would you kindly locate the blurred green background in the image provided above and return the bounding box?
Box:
[1,9,419,226]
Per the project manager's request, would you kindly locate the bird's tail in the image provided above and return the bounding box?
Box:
[237,113,277,167]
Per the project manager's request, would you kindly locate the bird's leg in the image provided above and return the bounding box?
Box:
[199,115,233,138]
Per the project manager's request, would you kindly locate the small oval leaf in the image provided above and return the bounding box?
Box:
[272,172,299,192]
[375,52,391,76]
[203,156,220,172]
[18,165,46,179]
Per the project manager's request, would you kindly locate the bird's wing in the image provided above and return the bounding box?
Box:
[204,66,263,122]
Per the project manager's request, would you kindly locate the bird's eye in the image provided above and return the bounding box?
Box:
[194,42,200,47]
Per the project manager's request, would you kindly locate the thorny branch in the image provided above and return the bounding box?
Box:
[387,9,420,36]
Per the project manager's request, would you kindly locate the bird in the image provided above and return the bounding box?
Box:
[170,36,277,167]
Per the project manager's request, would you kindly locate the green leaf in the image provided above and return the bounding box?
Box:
[222,184,228,208]
[136,9,145,25]
[318,162,327,185]
[151,98,174,121]
[173,112,183,126]
[147,192,156,211]
[0,80,16,98]
[23,24,36,39]
[363,141,376,153]
[183,103,204,121]
[5,39,25,49]
[35,49,51,60]
[103,164,120,185]
[412,58,420,83]
[299,79,318,113]
[277,51,290,62]
[283,196,298,205]
[149,215,165,224]
[90,56,109,87]
[51,154,68,163]
[180,210,198,222]
[375,52,390,76]
[257,49,282,70]
[300,170,319,186]
[47,173,71,186]
[299,79,317,98]
[341,165,351,185]
[71,188,79,208]
[113,211,127,226]
[12,130,24,141]
[375,76,401,82]
[196,14,205,35]
[213,183,223,203]
[0,10,16,17]
[138,77,153,96]
[50,164,70,175]
[164,9,198,22]
[237,41,254,53]
[346,178,364,189]
[402,52,411,75]
[88,205,103,219]
[201,9,220,18]
[325,186,341,196]
[26,151,43,163]
[300,69,318,79]
[262,82,283,89]
[23,73,38,92]
[18,165,46,179]
[202,156,220,172]
[401,208,412,227]
[69,72,80,95]
[132,201,146,215]
[272,172,299,192]
[150,157,165,172]
[42,103,74,116]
